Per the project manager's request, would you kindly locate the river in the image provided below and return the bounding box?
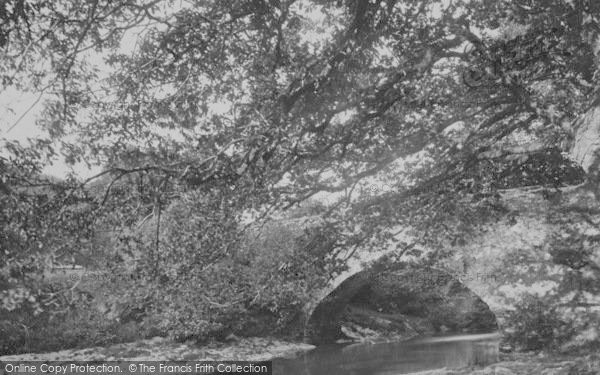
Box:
[273,332,501,375]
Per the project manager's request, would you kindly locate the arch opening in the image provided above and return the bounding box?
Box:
[305,266,498,345]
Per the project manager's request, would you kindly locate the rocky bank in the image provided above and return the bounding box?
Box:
[410,352,600,375]
[0,336,314,362]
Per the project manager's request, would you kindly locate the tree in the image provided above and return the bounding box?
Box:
[2,0,600,341]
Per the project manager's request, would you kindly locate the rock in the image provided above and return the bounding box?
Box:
[540,367,571,375]
[340,322,381,341]
[487,366,514,375]
[404,368,459,375]
[539,361,576,375]
[224,333,239,342]
[570,105,600,175]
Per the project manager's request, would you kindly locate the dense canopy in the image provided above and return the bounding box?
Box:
[1,0,600,346]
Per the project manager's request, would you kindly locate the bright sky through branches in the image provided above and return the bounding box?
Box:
[0,0,351,179]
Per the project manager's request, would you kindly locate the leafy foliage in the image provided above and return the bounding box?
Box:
[504,294,570,351]
[108,191,335,341]
[0,147,97,313]
[501,200,600,351]
[1,0,600,348]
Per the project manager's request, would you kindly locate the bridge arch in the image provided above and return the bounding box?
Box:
[304,261,499,344]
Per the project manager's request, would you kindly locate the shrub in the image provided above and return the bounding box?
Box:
[2,186,338,353]
[0,286,153,355]
[504,294,570,351]
[122,190,334,343]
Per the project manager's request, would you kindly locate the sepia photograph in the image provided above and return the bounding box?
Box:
[1,1,600,374]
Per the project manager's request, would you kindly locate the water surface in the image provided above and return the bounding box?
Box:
[273,333,500,375]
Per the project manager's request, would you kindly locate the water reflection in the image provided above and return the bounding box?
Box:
[273,333,500,375]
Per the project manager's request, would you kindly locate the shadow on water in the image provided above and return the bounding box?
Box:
[273,333,500,375]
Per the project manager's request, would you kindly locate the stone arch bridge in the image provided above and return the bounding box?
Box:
[301,187,600,344]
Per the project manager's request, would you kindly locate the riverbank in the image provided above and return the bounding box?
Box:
[3,336,598,375]
[0,337,315,362]
[412,352,600,375]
